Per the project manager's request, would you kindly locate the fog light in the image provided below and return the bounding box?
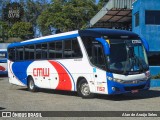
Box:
[112,87,116,91]
[112,87,120,91]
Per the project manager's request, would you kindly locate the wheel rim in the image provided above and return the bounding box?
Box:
[29,80,34,90]
[81,83,90,96]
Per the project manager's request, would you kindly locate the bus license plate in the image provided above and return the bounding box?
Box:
[131,90,139,93]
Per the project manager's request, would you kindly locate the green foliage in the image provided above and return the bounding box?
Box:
[37,0,98,34]
[152,73,160,79]
[0,21,10,42]
[97,0,109,10]
[8,22,33,39]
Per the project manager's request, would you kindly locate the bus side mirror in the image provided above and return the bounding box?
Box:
[141,38,149,52]
[96,38,110,55]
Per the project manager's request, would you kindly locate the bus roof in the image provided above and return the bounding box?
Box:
[8,28,139,48]
[8,30,79,48]
[79,28,139,39]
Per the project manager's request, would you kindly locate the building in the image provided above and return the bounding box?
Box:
[132,0,160,75]
[90,0,160,75]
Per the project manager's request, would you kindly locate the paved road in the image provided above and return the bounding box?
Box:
[0,77,160,120]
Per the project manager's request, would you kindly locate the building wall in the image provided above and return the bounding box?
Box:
[132,0,160,51]
[132,0,160,75]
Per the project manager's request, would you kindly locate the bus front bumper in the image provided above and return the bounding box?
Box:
[107,79,150,95]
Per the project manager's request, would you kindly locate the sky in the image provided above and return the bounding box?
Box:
[96,0,99,4]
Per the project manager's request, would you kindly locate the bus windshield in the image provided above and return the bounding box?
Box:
[107,40,149,75]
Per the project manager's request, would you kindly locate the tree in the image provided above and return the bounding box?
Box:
[0,21,10,42]
[8,22,33,40]
[37,0,98,35]
[97,0,109,10]
[18,0,50,37]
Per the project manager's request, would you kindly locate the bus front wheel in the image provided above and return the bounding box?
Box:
[77,79,94,98]
[27,77,37,92]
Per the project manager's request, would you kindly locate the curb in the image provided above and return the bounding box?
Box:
[150,79,160,87]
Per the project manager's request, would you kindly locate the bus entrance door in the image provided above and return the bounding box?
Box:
[92,44,107,93]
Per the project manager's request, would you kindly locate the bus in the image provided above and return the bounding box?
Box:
[0,49,8,75]
[7,28,150,98]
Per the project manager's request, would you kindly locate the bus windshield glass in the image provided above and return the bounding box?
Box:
[107,39,149,74]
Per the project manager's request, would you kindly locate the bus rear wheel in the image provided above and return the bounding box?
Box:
[28,77,37,92]
[77,79,94,98]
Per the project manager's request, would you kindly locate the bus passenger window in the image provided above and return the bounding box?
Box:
[16,47,24,61]
[55,41,62,58]
[8,48,16,61]
[49,42,55,59]
[64,40,72,58]
[42,43,48,59]
[29,45,35,60]
[35,44,42,59]
[72,39,82,58]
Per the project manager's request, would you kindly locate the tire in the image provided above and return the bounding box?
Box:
[77,79,94,98]
[27,77,37,92]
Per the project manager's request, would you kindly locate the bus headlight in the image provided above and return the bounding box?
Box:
[107,76,124,83]
[113,78,124,83]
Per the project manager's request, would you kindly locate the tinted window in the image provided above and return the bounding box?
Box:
[146,11,160,25]
[72,39,82,58]
[35,44,42,59]
[16,47,24,60]
[135,12,139,27]
[81,37,93,58]
[42,43,48,59]
[82,37,105,70]
[55,41,62,58]
[92,44,106,70]
[29,45,35,60]
[64,39,82,58]
[8,48,16,61]
[148,51,160,66]
[24,45,35,60]
[64,40,72,58]
[49,42,55,59]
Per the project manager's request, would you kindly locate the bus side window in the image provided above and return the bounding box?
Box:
[64,39,82,58]
[72,39,82,58]
[42,43,48,59]
[64,39,72,58]
[35,44,42,59]
[55,41,62,59]
[29,45,35,60]
[16,47,24,61]
[49,42,56,59]
[8,48,16,61]
[81,36,106,70]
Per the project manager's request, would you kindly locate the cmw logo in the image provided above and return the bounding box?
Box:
[33,68,50,77]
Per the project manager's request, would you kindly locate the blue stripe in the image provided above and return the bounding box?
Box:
[8,34,79,48]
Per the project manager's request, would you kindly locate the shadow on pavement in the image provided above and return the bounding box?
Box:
[95,89,160,101]
[18,87,160,101]
[0,107,6,110]
[0,74,8,78]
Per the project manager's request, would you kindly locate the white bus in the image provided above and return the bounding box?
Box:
[8,28,150,98]
[0,49,8,75]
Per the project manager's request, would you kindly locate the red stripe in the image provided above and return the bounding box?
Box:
[0,66,5,71]
[49,61,72,91]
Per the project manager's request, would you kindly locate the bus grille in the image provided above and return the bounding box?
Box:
[123,79,146,84]
[124,85,145,91]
